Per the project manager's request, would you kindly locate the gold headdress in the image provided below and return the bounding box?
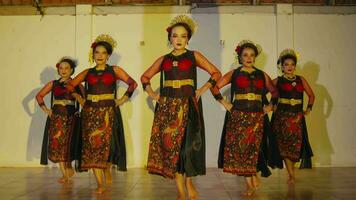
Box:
[56,56,77,68]
[89,34,117,64]
[235,40,262,54]
[166,15,197,36]
[277,49,300,65]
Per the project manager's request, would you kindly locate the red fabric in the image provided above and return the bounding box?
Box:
[295,83,304,92]
[87,74,99,85]
[178,58,193,71]
[87,73,115,86]
[101,73,115,85]
[235,75,250,88]
[253,79,264,89]
[281,83,293,91]
[162,59,173,71]
[53,86,66,97]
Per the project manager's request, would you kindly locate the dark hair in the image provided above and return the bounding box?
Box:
[167,23,192,42]
[278,54,297,66]
[57,58,77,75]
[237,43,259,64]
[93,41,113,56]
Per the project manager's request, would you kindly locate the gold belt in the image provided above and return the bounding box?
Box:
[53,99,75,106]
[164,79,194,89]
[279,98,302,106]
[87,94,115,102]
[234,93,262,101]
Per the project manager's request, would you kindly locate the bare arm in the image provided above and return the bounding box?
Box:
[194,51,222,99]
[140,56,164,101]
[35,81,53,116]
[300,76,315,112]
[113,66,138,105]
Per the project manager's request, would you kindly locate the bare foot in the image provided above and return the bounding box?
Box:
[177,195,186,200]
[95,187,105,194]
[105,170,113,185]
[186,180,198,200]
[241,184,255,196]
[252,175,260,189]
[287,175,295,185]
[241,188,254,196]
[57,177,67,184]
[68,168,75,178]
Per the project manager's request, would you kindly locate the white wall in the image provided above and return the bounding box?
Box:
[0,5,355,168]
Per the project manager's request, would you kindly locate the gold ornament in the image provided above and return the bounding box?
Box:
[235,40,262,62]
[89,34,117,64]
[167,15,197,36]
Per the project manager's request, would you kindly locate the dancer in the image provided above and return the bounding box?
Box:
[272,49,315,185]
[141,15,221,200]
[67,34,137,193]
[211,40,278,196]
[36,57,84,184]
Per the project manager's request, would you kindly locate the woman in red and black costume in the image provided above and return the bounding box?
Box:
[141,15,221,200]
[36,57,85,184]
[211,40,278,196]
[66,34,137,194]
[271,49,315,185]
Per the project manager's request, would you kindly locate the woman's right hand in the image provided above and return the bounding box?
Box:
[45,108,53,118]
[150,92,160,102]
[222,101,233,112]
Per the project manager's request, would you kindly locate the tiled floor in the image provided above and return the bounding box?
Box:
[0,167,355,200]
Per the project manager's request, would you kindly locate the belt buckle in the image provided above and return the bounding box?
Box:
[172,80,181,88]
[91,96,99,102]
[247,93,256,101]
[290,98,297,106]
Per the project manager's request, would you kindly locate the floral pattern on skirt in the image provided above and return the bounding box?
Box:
[147,97,189,179]
[223,109,264,175]
[48,112,75,163]
[81,105,114,169]
[272,110,303,162]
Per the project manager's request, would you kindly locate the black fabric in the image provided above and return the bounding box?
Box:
[275,76,304,112]
[160,50,196,98]
[299,116,313,169]
[267,113,284,169]
[270,76,314,169]
[157,50,206,177]
[75,69,128,172]
[40,117,51,165]
[218,66,272,177]
[40,79,81,166]
[230,67,266,112]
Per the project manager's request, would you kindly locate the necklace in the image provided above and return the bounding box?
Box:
[283,74,296,81]
[172,49,187,57]
[241,66,255,74]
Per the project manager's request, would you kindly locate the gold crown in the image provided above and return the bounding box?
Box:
[236,40,262,54]
[89,34,117,64]
[278,49,300,64]
[56,56,76,68]
[168,15,197,36]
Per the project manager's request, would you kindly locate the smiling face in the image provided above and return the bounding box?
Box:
[93,45,110,65]
[58,62,73,79]
[170,25,189,51]
[241,47,256,68]
[282,58,296,75]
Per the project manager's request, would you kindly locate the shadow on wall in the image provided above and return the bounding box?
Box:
[190,9,223,166]
[22,67,56,161]
[110,51,136,168]
[300,61,333,166]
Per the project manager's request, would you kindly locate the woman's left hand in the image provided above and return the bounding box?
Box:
[263,104,273,114]
[303,108,311,116]
[115,97,126,107]
[195,88,204,101]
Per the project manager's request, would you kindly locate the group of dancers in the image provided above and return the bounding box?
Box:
[35,15,315,198]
